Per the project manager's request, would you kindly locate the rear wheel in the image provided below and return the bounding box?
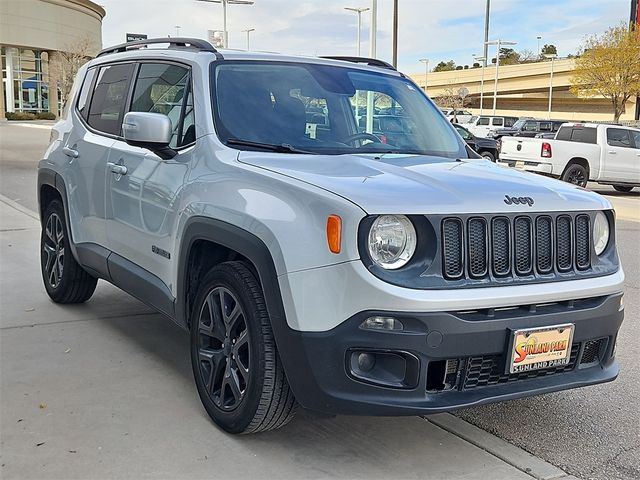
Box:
[561,163,589,187]
[40,200,97,303]
[613,185,634,193]
[190,261,296,434]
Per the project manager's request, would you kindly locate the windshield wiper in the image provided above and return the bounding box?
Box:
[226,138,313,154]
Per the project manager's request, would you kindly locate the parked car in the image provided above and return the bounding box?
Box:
[467,115,519,138]
[491,119,568,151]
[453,123,499,161]
[38,38,625,435]
[441,109,474,124]
[499,123,640,190]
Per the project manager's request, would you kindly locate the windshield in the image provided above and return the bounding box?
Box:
[512,119,527,129]
[211,61,467,158]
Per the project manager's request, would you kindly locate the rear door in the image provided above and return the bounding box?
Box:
[104,61,195,289]
[61,63,134,247]
[604,127,637,182]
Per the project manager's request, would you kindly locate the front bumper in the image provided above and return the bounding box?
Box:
[498,158,554,175]
[277,293,623,416]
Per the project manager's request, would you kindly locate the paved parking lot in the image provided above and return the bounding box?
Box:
[1,121,638,479]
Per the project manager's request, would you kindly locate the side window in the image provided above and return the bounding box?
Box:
[631,130,640,149]
[76,68,97,120]
[539,122,552,132]
[606,128,632,148]
[130,63,193,148]
[455,126,471,140]
[477,117,490,126]
[504,117,517,127]
[87,63,134,136]
[523,121,538,131]
[492,118,503,126]
[569,127,597,144]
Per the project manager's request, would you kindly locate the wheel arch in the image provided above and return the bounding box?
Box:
[176,217,288,334]
[562,157,591,179]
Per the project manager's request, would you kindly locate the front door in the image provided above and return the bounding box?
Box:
[105,62,195,289]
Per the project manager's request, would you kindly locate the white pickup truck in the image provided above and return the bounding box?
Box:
[498,123,640,192]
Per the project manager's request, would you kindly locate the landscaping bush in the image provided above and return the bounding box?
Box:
[5,112,37,121]
[35,112,57,120]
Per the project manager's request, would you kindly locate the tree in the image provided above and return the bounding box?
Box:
[499,48,520,65]
[50,35,98,112]
[570,23,640,122]
[433,60,456,72]
[541,44,558,55]
[518,49,538,63]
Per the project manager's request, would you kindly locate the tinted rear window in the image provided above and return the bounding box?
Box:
[556,126,597,144]
[87,63,134,136]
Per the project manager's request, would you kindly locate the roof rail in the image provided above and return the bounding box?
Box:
[97,37,220,58]
[319,56,396,71]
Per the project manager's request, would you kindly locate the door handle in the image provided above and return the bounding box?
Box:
[62,146,79,158]
[107,162,128,176]
[608,151,617,154]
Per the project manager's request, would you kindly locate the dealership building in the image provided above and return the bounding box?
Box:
[0,0,104,117]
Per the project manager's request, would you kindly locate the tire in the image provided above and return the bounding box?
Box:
[40,200,97,303]
[613,185,634,193]
[561,163,589,187]
[479,151,495,162]
[190,261,297,434]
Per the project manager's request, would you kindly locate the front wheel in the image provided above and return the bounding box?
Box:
[561,163,589,187]
[613,185,634,193]
[190,261,296,434]
[479,151,496,162]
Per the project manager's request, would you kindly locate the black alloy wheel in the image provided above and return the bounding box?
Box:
[561,164,588,187]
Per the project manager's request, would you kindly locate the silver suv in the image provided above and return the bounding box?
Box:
[38,38,625,434]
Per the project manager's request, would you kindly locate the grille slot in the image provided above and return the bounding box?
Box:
[536,216,553,274]
[514,217,533,275]
[467,218,488,278]
[556,216,573,271]
[491,217,511,276]
[462,343,580,389]
[442,218,464,279]
[580,338,606,365]
[575,215,591,270]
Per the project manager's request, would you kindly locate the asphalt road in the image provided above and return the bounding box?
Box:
[1,121,638,479]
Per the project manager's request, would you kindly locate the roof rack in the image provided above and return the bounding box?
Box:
[319,56,396,71]
[97,37,219,58]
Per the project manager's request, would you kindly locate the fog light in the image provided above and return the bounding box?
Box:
[360,316,403,331]
[357,353,376,372]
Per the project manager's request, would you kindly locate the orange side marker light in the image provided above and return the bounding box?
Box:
[326,215,342,254]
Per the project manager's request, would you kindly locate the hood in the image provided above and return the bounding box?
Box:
[239,152,611,215]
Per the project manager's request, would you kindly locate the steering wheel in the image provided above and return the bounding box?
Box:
[342,132,383,146]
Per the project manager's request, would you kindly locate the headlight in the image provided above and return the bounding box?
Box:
[593,211,610,256]
[367,215,417,269]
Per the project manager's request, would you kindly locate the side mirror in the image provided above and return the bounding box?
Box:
[122,112,176,159]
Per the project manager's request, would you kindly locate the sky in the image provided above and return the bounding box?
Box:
[99,0,633,74]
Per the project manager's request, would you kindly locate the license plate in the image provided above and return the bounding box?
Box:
[508,324,574,374]
[515,160,525,169]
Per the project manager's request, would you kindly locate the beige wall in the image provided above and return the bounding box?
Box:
[0,0,104,55]
[410,59,638,122]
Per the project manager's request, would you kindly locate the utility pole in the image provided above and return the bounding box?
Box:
[392,0,398,68]
[419,59,429,93]
[482,0,490,67]
[344,7,369,56]
[537,36,542,58]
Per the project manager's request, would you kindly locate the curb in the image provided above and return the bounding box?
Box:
[425,413,577,480]
[0,194,40,220]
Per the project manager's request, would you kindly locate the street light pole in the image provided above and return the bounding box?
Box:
[544,53,558,119]
[242,27,255,50]
[196,0,255,48]
[344,7,369,56]
[537,36,542,58]
[419,59,429,93]
[474,55,486,115]
[366,0,377,134]
[485,39,517,115]
[392,0,398,68]
[482,0,491,67]
[175,26,181,37]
